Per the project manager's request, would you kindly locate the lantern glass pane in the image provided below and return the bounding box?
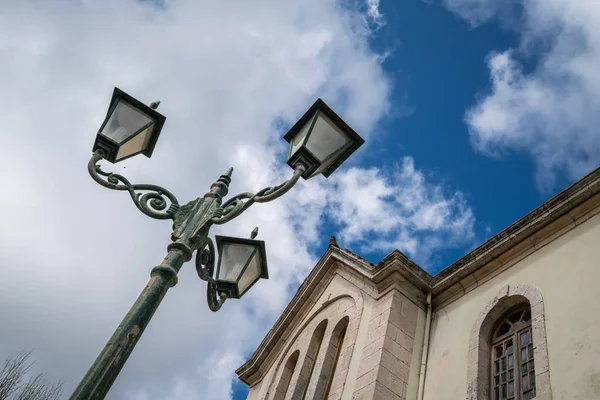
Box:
[305,113,350,162]
[218,242,255,283]
[115,124,155,161]
[237,251,262,296]
[289,117,312,158]
[101,100,153,144]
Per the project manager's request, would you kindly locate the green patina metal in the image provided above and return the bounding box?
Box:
[71,152,305,400]
[74,89,364,400]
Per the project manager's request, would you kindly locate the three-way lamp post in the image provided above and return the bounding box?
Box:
[70,87,365,399]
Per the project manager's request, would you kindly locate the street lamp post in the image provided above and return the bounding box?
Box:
[70,88,364,399]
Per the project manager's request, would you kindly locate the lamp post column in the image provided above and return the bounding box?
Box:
[70,248,185,400]
[70,171,231,400]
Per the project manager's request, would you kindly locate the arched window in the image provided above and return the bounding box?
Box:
[467,285,551,400]
[273,351,299,400]
[310,317,349,400]
[285,320,327,400]
[490,306,535,400]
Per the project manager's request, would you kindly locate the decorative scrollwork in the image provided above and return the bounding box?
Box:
[194,238,227,311]
[195,237,215,282]
[211,163,305,225]
[207,282,228,312]
[88,151,179,220]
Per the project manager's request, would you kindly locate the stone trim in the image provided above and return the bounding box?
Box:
[237,251,370,385]
[466,285,552,400]
[261,292,361,398]
[303,316,350,400]
[432,168,600,297]
[286,320,328,399]
[272,351,299,400]
[376,250,432,289]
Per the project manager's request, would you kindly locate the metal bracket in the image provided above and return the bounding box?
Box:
[211,163,306,225]
[194,237,227,312]
[88,151,179,220]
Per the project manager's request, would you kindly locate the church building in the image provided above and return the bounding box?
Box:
[235,166,600,400]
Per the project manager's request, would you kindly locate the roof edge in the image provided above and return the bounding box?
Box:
[235,246,373,385]
[430,166,600,292]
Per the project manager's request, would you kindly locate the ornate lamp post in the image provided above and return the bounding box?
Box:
[71,88,364,399]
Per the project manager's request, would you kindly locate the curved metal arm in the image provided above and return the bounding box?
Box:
[194,238,228,311]
[207,283,228,312]
[195,238,216,282]
[88,151,179,220]
[211,164,306,225]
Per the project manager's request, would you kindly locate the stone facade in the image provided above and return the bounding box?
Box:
[237,167,600,400]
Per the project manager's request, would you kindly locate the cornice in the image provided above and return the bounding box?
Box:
[373,249,432,290]
[235,246,430,385]
[429,166,600,301]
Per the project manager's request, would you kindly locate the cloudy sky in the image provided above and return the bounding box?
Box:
[0,0,598,399]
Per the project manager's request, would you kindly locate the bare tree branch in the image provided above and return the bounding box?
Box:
[0,351,32,400]
[0,351,62,400]
[15,373,63,400]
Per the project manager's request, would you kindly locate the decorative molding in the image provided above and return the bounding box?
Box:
[236,245,429,386]
[271,351,299,400]
[237,253,366,386]
[263,296,359,399]
[372,250,432,293]
[431,168,600,300]
[466,285,552,400]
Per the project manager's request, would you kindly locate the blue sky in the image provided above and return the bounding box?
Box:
[348,0,542,268]
[0,0,599,399]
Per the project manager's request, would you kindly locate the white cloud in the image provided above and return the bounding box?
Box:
[441,0,509,26]
[325,157,476,267]
[0,1,475,399]
[442,0,600,189]
[366,0,385,26]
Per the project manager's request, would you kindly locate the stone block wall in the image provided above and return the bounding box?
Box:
[352,290,419,399]
[242,262,427,400]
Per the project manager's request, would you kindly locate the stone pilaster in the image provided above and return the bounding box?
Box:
[352,290,418,400]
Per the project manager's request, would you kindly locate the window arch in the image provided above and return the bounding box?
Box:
[288,319,328,399]
[322,317,348,400]
[314,317,349,400]
[490,305,536,400]
[273,350,299,400]
[467,284,552,400]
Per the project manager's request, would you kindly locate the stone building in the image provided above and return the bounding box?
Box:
[235,167,600,400]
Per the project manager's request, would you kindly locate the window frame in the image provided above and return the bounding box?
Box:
[467,285,552,400]
[490,306,536,400]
